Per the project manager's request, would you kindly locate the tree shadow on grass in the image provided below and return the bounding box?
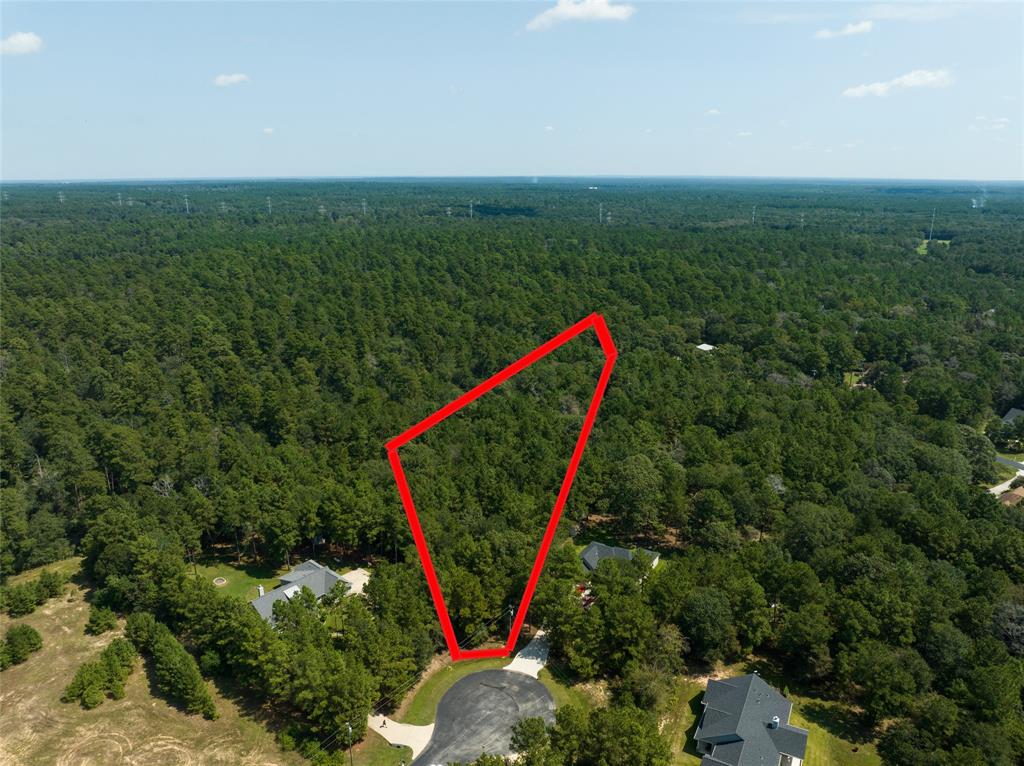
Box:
[681,689,706,758]
[800,702,875,746]
[211,673,284,728]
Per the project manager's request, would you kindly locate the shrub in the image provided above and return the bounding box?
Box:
[2,624,43,666]
[63,638,137,708]
[85,604,118,635]
[200,649,221,676]
[0,570,69,617]
[125,611,158,651]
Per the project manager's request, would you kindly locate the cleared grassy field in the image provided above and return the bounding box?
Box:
[0,582,305,766]
[7,556,83,586]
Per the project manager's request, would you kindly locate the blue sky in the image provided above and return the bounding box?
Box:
[2,1,1021,180]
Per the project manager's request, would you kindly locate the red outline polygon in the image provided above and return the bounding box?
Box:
[386,313,617,661]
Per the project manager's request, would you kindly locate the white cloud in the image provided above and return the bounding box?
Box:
[842,68,952,98]
[814,20,873,39]
[545,125,555,132]
[970,116,1010,132]
[1,31,43,56]
[527,0,636,32]
[737,130,753,137]
[704,108,721,117]
[213,73,250,87]
[262,127,274,135]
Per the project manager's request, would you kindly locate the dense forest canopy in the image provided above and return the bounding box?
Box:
[2,178,1023,764]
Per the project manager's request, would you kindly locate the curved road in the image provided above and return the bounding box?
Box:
[412,669,555,766]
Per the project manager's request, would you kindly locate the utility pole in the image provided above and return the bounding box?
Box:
[361,199,367,216]
[751,205,757,224]
[928,208,936,241]
[58,191,66,205]
[346,722,354,766]
[469,201,474,219]
[266,197,272,215]
[183,195,190,214]
[117,192,123,208]
[598,203,603,224]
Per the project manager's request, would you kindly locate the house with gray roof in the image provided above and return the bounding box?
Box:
[579,541,660,572]
[249,559,346,622]
[1003,408,1024,425]
[695,673,808,766]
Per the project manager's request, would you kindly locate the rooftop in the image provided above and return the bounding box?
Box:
[1003,407,1024,424]
[579,541,659,572]
[249,559,345,621]
[695,673,808,766]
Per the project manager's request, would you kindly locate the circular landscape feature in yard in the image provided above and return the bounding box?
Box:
[412,669,555,766]
[212,577,228,586]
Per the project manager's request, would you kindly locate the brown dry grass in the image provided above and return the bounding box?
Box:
[0,583,306,766]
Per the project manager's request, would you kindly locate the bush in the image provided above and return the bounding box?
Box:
[2,624,43,667]
[3,584,39,617]
[85,604,118,635]
[125,611,158,651]
[0,570,69,617]
[63,638,137,708]
[199,650,221,676]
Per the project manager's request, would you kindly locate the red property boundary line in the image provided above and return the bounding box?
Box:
[386,313,617,661]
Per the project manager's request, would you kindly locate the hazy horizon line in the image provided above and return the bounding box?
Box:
[3,173,1022,186]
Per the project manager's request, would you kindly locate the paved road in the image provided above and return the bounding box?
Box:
[997,455,1024,472]
[412,669,555,766]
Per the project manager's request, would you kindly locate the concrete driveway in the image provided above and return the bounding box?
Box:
[412,669,555,766]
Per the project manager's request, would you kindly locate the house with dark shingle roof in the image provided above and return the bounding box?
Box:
[579,541,660,572]
[1002,407,1024,425]
[695,673,808,766]
[249,559,345,622]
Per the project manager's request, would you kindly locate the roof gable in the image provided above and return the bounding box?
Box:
[695,674,808,766]
[579,541,659,572]
[249,560,344,621]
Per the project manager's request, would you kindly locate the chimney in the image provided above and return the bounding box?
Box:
[769,716,780,729]
[257,584,265,597]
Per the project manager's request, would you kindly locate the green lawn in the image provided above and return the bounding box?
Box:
[194,558,290,601]
[992,461,1020,484]
[352,729,413,766]
[538,666,597,710]
[790,699,880,766]
[662,677,705,765]
[842,371,865,388]
[397,656,512,725]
